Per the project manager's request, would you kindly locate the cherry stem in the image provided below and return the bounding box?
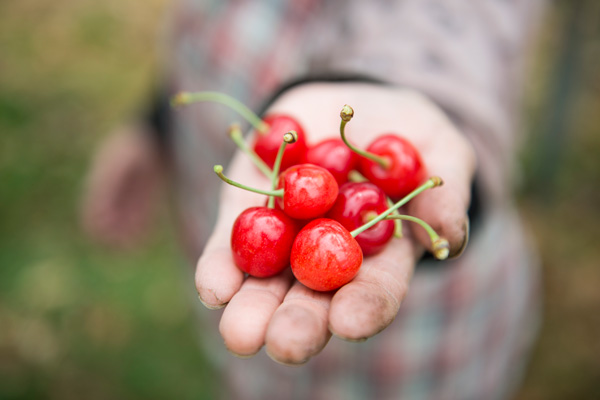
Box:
[350,176,443,237]
[228,124,273,178]
[213,165,283,198]
[387,197,404,239]
[384,215,449,260]
[347,169,367,183]
[340,105,389,169]
[171,91,269,134]
[267,131,297,208]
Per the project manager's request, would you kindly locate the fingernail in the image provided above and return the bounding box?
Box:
[225,346,258,359]
[198,294,226,310]
[329,327,368,343]
[448,217,469,259]
[265,348,308,367]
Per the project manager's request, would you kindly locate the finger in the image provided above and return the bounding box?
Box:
[219,270,294,357]
[329,235,417,341]
[264,281,333,365]
[406,116,476,258]
[195,151,271,308]
[196,243,244,309]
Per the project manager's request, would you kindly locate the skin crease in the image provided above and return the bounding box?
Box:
[196,83,476,365]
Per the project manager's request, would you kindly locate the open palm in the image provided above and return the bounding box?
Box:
[196,83,475,365]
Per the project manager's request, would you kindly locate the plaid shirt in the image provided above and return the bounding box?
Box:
[163,1,544,399]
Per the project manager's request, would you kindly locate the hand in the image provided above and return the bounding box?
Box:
[195,83,476,365]
[81,124,165,249]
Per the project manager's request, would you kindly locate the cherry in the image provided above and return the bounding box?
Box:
[231,207,299,278]
[326,181,395,256]
[228,130,300,278]
[339,105,427,200]
[302,138,358,185]
[291,218,363,292]
[358,134,427,200]
[275,163,339,220]
[214,163,338,221]
[216,131,338,221]
[291,176,447,292]
[252,114,308,171]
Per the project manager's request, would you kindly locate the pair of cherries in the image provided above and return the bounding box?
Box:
[173,92,447,292]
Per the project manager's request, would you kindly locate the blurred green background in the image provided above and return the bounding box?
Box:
[0,1,598,399]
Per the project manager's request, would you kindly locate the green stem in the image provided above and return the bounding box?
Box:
[347,169,367,183]
[350,176,443,237]
[385,214,439,241]
[213,165,283,198]
[339,105,389,169]
[172,91,269,134]
[267,131,296,208]
[228,124,273,178]
[387,197,404,238]
[385,214,449,260]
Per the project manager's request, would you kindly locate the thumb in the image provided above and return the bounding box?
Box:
[406,121,476,259]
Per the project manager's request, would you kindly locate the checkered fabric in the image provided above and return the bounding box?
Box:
[162,1,545,399]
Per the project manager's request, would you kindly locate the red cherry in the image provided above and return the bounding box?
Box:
[252,114,308,171]
[326,182,395,256]
[303,138,358,185]
[358,134,426,200]
[275,164,339,220]
[213,163,337,220]
[231,207,299,278]
[291,218,363,292]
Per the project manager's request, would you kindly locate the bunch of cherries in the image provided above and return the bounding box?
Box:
[173,92,449,292]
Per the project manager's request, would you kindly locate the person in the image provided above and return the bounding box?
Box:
[82,0,546,398]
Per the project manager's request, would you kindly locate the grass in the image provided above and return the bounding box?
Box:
[0,1,599,399]
[0,1,218,399]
